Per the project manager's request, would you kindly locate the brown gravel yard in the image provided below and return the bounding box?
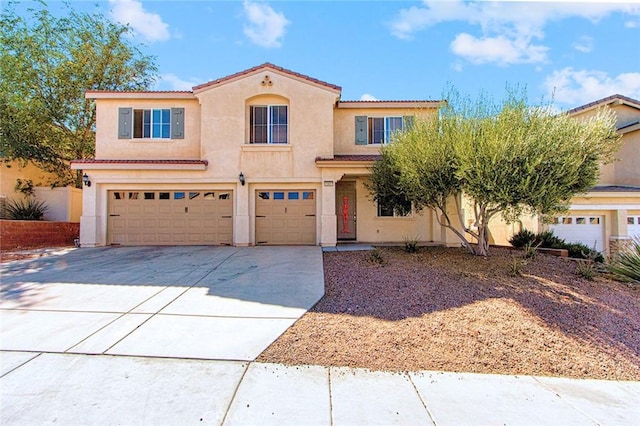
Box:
[258,246,640,380]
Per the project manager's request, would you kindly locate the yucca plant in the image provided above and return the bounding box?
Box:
[609,238,640,285]
[4,198,49,220]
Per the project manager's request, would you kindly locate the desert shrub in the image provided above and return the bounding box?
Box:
[367,247,386,265]
[4,198,48,220]
[609,238,640,285]
[508,257,527,276]
[575,259,596,280]
[509,229,536,248]
[522,240,541,259]
[403,235,420,253]
[535,231,566,249]
[564,243,604,263]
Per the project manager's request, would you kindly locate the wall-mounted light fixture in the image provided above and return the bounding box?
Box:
[82,173,91,187]
[239,172,245,186]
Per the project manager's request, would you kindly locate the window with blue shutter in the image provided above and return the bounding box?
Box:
[171,108,184,139]
[355,116,367,145]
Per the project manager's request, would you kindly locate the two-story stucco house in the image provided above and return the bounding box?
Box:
[545,94,640,253]
[72,63,454,248]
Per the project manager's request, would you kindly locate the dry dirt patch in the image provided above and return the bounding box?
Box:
[258,247,640,380]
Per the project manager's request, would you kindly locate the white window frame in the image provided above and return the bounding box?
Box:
[377,199,413,218]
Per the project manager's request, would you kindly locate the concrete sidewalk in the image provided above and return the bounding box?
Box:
[2,352,638,425]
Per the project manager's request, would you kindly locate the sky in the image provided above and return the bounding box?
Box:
[13,0,640,110]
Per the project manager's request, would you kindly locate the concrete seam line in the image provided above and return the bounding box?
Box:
[328,366,335,426]
[407,373,438,426]
[531,376,599,424]
[0,351,42,379]
[100,249,240,354]
[220,360,251,425]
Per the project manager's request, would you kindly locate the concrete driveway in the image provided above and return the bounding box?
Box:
[0,246,325,360]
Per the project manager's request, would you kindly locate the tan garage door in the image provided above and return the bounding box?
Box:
[108,190,233,245]
[255,190,316,245]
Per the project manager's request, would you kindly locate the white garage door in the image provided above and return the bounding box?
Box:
[628,215,640,240]
[255,190,316,245]
[108,190,233,245]
[549,215,604,252]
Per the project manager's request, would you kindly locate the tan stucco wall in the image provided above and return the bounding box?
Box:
[348,178,435,244]
[195,70,338,180]
[1,161,58,200]
[95,98,201,160]
[333,107,437,155]
[571,103,640,186]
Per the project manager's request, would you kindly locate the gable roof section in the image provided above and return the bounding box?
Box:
[568,94,640,115]
[193,62,342,94]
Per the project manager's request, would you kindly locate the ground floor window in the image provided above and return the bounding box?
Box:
[377,198,412,217]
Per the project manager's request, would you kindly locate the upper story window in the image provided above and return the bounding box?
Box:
[133,109,170,139]
[355,115,413,145]
[118,107,184,140]
[250,105,288,144]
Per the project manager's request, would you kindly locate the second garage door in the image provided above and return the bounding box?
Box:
[549,215,604,252]
[108,190,233,245]
[255,190,316,245]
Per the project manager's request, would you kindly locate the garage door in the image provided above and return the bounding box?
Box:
[255,190,316,245]
[549,215,604,252]
[108,190,233,245]
[628,215,640,240]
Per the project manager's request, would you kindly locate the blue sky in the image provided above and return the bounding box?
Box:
[16,0,640,110]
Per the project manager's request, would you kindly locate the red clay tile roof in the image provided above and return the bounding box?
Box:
[193,62,342,93]
[71,159,208,165]
[568,94,640,114]
[316,155,382,162]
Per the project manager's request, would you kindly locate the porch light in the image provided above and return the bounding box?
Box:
[82,173,91,187]
[239,172,245,186]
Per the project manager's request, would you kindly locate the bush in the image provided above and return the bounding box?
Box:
[367,247,386,265]
[535,231,566,249]
[565,242,604,263]
[4,198,48,220]
[403,235,420,253]
[609,238,640,285]
[509,229,536,249]
[510,229,604,263]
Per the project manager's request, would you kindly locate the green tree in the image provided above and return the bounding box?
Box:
[367,89,621,256]
[0,1,158,187]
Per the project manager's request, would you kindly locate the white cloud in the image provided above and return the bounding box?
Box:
[572,36,594,53]
[544,67,640,106]
[451,33,548,65]
[389,0,640,65]
[157,73,200,91]
[109,0,170,42]
[360,94,378,101]
[243,1,290,48]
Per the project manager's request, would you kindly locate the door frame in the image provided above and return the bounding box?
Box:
[336,181,357,241]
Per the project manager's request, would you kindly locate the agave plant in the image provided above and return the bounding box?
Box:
[4,198,49,220]
[609,238,640,285]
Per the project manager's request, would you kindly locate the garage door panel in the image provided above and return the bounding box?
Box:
[107,190,233,246]
[255,190,316,245]
[549,215,604,252]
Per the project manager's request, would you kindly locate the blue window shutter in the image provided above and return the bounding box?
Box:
[355,116,367,145]
[171,108,184,139]
[403,115,414,130]
[118,108,132,139]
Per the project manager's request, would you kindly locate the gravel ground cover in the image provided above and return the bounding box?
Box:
[258,246,640,380]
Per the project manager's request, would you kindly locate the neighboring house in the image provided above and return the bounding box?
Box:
[546,95,640,254]
[0,160,82,222]
[72,63,454,247]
